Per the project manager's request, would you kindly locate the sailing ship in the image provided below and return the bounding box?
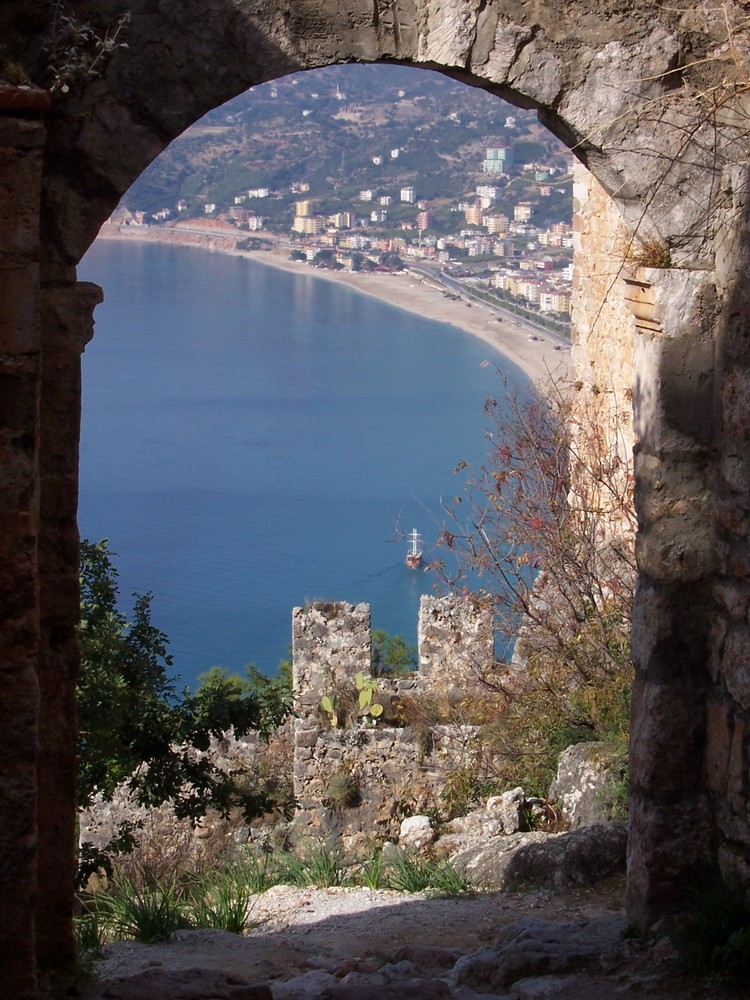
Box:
[405,528,423,569]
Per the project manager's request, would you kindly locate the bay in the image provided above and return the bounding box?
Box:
[78,240,526,688]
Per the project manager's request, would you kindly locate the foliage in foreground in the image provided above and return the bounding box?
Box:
[433,374,636,797]
[77,539,293,881]
[76,843,472,949]
[371,628,417,676]
[672,871,750,984]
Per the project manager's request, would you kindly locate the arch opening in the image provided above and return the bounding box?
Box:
[79,61,581,685]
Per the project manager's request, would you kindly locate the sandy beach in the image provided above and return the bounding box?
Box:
[95,221,569,386]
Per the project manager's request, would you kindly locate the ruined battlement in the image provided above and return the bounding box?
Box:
[292,595,494,712]
[291,597,493,842]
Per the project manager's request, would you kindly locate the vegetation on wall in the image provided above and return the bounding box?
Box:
[432,374,636,797]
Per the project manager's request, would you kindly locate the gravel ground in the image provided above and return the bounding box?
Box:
[84,879,731,999]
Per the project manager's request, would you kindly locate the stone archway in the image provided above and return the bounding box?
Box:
[2,2,750,996]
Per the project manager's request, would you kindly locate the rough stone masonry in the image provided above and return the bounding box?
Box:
[1,2,750,995]
[291,597,493,843]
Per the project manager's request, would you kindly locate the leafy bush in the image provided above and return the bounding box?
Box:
[77,540,293,881]
[371,629,417,676]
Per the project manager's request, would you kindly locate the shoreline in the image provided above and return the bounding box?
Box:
[94,222,569,385]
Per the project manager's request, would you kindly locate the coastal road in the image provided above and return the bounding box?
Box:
[407,262,570,350]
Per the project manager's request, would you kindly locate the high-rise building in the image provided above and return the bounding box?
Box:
[514,202,534,222]
[463,203,483,226]
[483,147,513,174]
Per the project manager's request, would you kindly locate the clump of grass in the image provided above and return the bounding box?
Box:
[385,852,472,897]
[275,842,354,888]
[357,850,384,890]
[80,839,477,948]
[626,235,672,269]
[322,767,361,811]
[96,878,190,943]
[234,846,278,894]
[73,907,104,957]
[186,868,256,934]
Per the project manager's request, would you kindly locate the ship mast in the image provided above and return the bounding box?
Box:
[406,528,423,568]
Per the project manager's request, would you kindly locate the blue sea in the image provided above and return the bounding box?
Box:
[78,240,526,688]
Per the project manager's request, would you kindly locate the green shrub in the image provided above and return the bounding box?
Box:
[673,871,750,981]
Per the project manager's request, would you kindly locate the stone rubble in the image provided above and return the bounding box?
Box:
[450,915,630,991]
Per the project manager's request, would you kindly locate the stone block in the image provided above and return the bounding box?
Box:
[0,265,41,353]
[627,792,713,925]
[722,368,750,441]
[399,814,434,850]
[486,787,526,834]
[714,580,750,620]
[727,716,746,815]
[629,676,706,795]
[704,697,732,795]
[0,135,45,257]
[722,629,750,711]
[549,746,615,828]
[294,728,320,748]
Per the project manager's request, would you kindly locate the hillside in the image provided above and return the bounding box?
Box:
[123,63,573,233]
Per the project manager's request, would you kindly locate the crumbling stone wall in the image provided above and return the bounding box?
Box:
[3,2,750,994]
[710,164,750,890]
[292,599,492,842]
[418,594,494,696]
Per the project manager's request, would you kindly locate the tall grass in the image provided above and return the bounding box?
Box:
[385,853,472,897]
[96,878,190,943]
[79,841,474,949]
[273,842,354,888]
[186,869,256,934]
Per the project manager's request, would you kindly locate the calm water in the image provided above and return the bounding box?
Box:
[78,241,526,687]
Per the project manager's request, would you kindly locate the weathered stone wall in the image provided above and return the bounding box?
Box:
[292,599,492,842]
[292,601,372,722]
[571,162,635,476]
[418,594,494,696]
[0,87,47,1000]
[704,163,750,890]
[3,2,750,993]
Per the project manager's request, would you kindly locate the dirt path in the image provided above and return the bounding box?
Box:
[84,879,726,999]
